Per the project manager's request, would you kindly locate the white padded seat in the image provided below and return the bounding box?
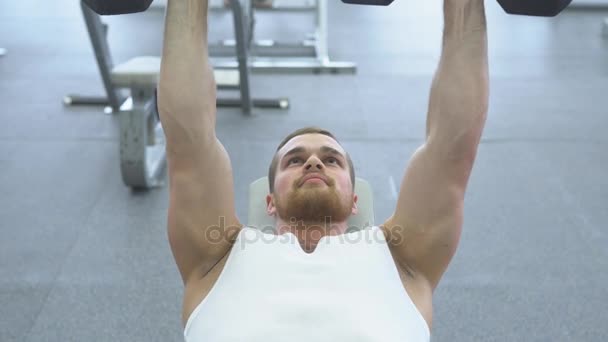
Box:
[111,56,240,88]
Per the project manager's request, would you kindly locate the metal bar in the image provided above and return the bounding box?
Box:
[315,0,330,64]
[229,0,254,115]
[209,0,315,12]
[79,1,127,112]
[212,57,356,74]
[217,97,289,109]
[210,40,317,57]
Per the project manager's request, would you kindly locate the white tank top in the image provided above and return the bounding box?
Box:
[184,226,430,342]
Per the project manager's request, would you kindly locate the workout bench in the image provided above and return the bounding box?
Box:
[68,0,290,189]
[110,53,289,188]
[67,0,289,114]
[110,57,243,189]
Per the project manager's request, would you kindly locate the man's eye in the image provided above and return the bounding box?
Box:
[288,158,301,165]
[327,157,338,164]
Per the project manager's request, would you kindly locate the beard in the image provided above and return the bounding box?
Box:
[274,178,353,224]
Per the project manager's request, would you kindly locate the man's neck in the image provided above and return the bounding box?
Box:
[275,219,349,253]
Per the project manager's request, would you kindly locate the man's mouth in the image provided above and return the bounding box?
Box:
[300,174,328,186]
[303,178,325,184]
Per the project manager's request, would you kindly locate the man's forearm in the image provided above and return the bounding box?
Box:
[158,0,217,149]
[426,0,489,153]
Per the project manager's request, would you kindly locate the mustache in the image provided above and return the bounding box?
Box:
[296,174,334,187]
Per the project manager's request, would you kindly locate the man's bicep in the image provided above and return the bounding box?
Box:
[383,143,473,289]
[167,139,242,285]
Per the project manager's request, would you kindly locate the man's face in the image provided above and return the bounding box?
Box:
[266,134,358,224]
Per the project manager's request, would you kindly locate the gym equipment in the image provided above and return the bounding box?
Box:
[341,0,394,5]
[80,0,357,74]
[68,1,290,189]
[248,177,375,231]
[209,0,357,75]
[82,0,153,15]
[68,0,288,115]
[566,1,608,38]
[112,78,166,189]
[496,0,573,17]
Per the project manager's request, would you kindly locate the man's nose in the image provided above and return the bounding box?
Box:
[304,156,323,170]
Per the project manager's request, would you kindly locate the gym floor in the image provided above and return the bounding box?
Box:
[1,0,607,341]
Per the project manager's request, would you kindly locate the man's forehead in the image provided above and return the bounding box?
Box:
[278,134,344,156]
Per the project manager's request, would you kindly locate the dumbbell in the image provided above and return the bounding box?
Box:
[82,0,269,15]
[342,0,394,5]
[341,0,574,17]
[82,0,154,15]
[496,0,573,17]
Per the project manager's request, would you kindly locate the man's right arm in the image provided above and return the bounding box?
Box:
[158,0,242,285]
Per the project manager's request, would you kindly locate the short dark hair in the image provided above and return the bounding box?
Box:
[268,126,355,193]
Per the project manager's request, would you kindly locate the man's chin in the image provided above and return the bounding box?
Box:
[294,188,332,202]
[275,187,351,223]
[278,203,349,224]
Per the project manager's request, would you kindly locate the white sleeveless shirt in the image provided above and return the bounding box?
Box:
[184,226,430,342]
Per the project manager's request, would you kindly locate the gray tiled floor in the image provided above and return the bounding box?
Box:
[1,1,607,341]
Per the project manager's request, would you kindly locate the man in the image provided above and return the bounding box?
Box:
[157,0,488,341]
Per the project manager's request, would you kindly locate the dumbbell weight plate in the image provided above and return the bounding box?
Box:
[341,0,572,16]
[341,0,395,6]
[82,0,154,15]
[497,0,573,17]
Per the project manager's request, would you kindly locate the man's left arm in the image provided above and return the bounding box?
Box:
[383,0,489,292]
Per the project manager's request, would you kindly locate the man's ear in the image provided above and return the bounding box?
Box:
[351,194,359,215]
[266,193,276,217]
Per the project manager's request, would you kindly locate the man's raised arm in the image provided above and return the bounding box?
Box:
[158,0,242,286]
[159,0,215,145]
[383,0,489,291]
